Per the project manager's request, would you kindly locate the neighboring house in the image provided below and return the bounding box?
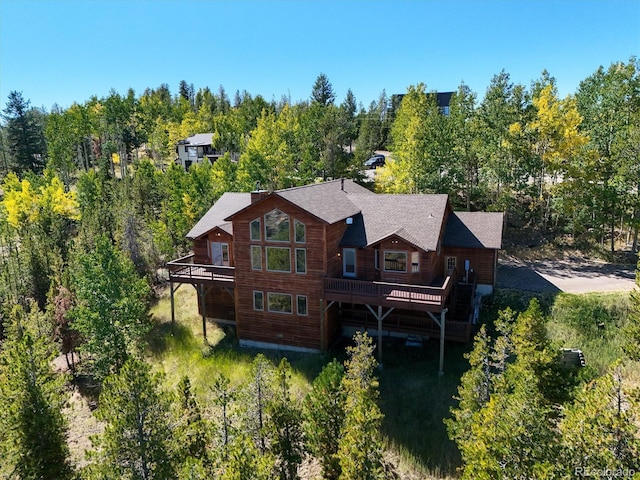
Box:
[168,179,504,355]
[175,133,238,170]
[391,91,454,115]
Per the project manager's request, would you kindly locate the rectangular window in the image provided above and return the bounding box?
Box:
[297,295,308,316]
[411,251,420,273]
[266,247,291,272]
[295,248,306,274]
[253,291,264,311]
[374,249,380,270]
[384,251,407,272]
[446,256,457,272]
[251,245,262,270]
[250,218,261,241]
[295,220,306,243]
[268,292,292,314]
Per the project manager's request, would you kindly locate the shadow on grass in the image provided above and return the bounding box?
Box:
[376,337,470,476]
[146,320,195,356]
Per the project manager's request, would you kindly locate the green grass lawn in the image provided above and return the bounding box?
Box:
[145,284,638,479]
[147,285,467,479]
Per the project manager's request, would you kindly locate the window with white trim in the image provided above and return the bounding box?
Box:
[446,256,457,272]
[411,251,420,273]
[297,295,308,316]
[266,247,291,272]
[294,220,306,243]
[251,245,262,270]
[253,291,264,311]
[265,209,290,242]
[295,248,306,274]
[250,218,261,241]
[268,292,292,314]
[384,251,407,272]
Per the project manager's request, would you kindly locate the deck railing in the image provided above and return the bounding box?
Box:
[167,254,235,284]
[324,269,455,310]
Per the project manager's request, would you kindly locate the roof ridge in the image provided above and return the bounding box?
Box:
[275,178,345,193]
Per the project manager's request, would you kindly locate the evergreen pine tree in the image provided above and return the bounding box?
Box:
[0,303,73,480]
[302,359,345,480]
[83,357,176,480]
[337,332,385,480]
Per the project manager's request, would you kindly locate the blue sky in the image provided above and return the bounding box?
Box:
[1,0,638,113]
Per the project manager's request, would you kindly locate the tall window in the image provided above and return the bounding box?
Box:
[374,249,380,270]
[295,248,306,274]
[384,251,407,272]
[250,218,261,241]
[297,295,308,316]
[411,251,420,273]
[268,292,293,314]
[294,220,306,243]
[266,247,291,272]
[253,291,264,311]
[265,209,290,242]
[251,245,262,270]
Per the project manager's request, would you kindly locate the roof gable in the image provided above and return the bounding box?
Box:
[186,192,252,239]
[341,194,449,251]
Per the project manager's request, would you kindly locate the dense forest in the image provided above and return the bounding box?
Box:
[0,59,639,479]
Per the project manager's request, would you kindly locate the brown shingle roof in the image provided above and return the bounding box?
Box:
[186,192,252,239]
[276,179,373,224]
[341,194,449,252]
[443,212,504,249]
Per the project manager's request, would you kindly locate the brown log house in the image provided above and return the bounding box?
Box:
[168,179,504,354]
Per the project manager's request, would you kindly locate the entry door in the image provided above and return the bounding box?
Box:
[343,248,356,278]
[210,242,229,266]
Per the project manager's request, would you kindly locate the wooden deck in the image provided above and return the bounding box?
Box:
[167,254,235,286]
[340,307,472,343]
[323,273,454,313]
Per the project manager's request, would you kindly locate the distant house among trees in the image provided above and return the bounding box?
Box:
[168,179,504,356]
[175,133,239,170]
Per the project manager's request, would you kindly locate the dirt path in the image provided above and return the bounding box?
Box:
[497,254,636,294]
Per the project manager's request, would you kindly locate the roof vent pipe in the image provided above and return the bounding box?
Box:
[341,178,344,191]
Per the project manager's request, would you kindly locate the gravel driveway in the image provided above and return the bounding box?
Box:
[496,255,637,294]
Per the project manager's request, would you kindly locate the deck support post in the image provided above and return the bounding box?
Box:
[364,305,394,367]
[170,280,175,324]
[320,299,325,350]
[197,284,207,340]
[428,309,448,375]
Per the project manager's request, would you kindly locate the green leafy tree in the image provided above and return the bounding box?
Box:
[575,58,640,252]
[337,332,385,480]
[0,303,73,480]
[559,365,640,476]
[623,260,640,360]
[302,359,345,480]
[69,235,151,381]
[84,357,176,480]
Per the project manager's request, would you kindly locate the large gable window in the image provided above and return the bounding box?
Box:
[265,209,290,242]
[384,251,407,272]
[266,247,291,272]
[268,292,292,314]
